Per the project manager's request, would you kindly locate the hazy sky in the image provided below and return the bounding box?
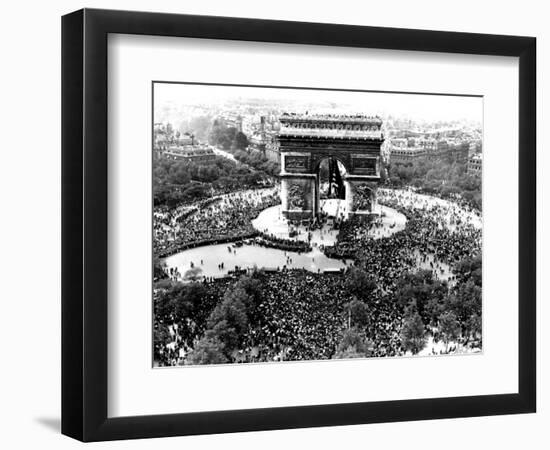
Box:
[154,82,483,124]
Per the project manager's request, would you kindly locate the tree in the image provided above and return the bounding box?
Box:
[153,325,171,363]
[344,298,370,329]
[204,320,241,355]
[454,255,482,286]
[154,278,174,291]
[445,280,481,329]
[333,346,369,360]
[181,183,209,202]
[209,121,238,150]
[234,276,263,319]
[333,328,374,359]
[232,131,249,150]
[208,120,226,146]
[424,295,444,327]
[183,267,203,281]
[153,282,209,331]
[165,122,174,141]
[387,155,481,210]
[438,311,461,352]
[400,312,427,355]
[345,267,376,300]
[153,256,167,281]
[465,313,482,343]
[395,270,447,325]
[220,286,253,323]
[186,336,228,365]
[188,115,212,142]
[153,284,182,324]
[205,286,251,355]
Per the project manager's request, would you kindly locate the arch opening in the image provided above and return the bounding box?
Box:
[316,156,347,200]
[315,156,348,220]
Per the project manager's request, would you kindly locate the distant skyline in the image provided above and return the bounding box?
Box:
[154,82,483,126]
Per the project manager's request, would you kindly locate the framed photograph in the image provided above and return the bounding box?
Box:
[62,8,536,442]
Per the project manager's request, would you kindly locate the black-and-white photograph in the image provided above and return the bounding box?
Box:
[152,82,483,367]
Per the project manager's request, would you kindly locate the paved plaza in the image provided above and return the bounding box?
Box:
[252,199,407,247]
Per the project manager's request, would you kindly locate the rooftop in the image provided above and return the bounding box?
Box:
[278,113,383,139]
[280,112,383,124]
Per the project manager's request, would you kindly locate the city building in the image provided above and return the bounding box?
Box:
[467,153,482,176]
[176,133,194,146]
[389,135,471,164]
[389,138,427,163]
[248,117,268,153]
[448,141,470,163]
[469,139,482,156]
[220,113,243,132]
[265,140,281,163]
[162,144,217,163]
[247,116,280,162]
[153,123,170,151]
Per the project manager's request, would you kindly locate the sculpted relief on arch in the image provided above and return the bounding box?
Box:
[354,184,374,211]
[288,183,307,210]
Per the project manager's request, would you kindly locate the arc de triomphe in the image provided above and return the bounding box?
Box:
[277,113,384,220]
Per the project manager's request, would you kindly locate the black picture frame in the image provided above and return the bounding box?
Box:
[61,8,536,442]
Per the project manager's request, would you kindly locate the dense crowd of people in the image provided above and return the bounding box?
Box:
[153,185,482,366]
[154,279,230,366]
[255,233,312,253]
[154,270,392,366]
[325,189,481,284]
[154,188,279,257]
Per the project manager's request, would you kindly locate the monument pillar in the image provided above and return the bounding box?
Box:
[345,176,379,218]
[280,174,316,220]
[344,178,354,218]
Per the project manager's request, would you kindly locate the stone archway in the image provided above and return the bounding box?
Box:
[277,113,384,220]
[313,156,347,218]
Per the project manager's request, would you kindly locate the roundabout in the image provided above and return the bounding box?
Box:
[251,199,407,246]
[160,187,478,286]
